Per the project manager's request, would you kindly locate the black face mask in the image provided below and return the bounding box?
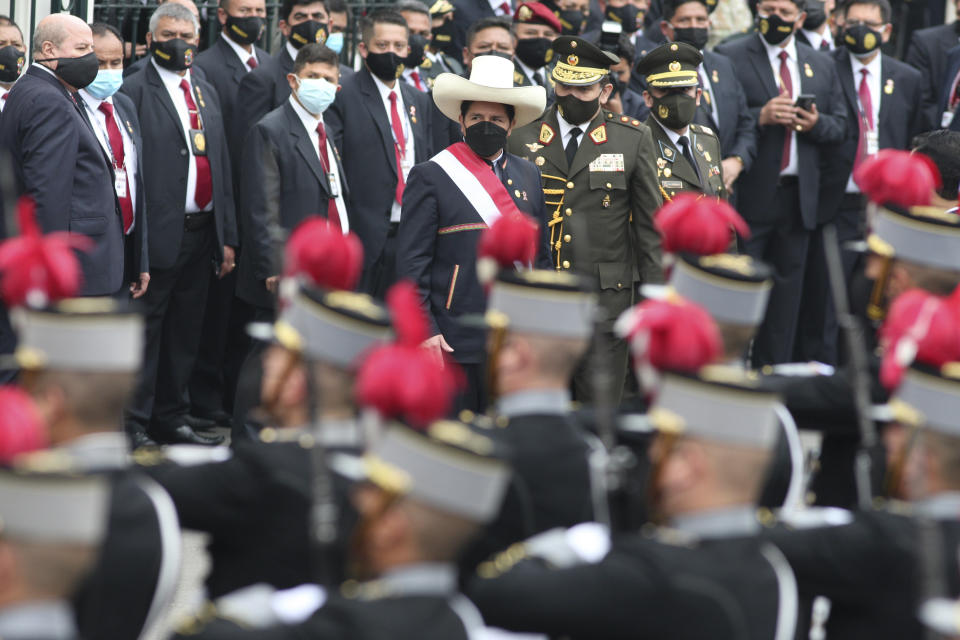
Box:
[151,38,197,71]
[404,34,427,68]
[757,13,796,45]
[431,20,459,56]
[606,4,641,33]
[557,9,588,35]
[0,46,25,83]
[464,120,508,157]
[289,20,328,49]
[803,0,827,29]
[842,23,882,56]
[671,26,709,49]
[556,93,598,124]
[515,37,552,69]
[365,50,404,81]
[225,14,265,45]
[653,92,697,129]
[35,51,99,89]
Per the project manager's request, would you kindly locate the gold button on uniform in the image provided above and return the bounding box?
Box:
[566,181,574,188]
[564,207,572,215]
[605,182,612,189]
[562,260,570,269]
[564,234,572,242]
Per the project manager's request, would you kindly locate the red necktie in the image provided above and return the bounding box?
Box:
[498,2,512,15]
[950,69,960,110]
[315,121,342,232]
[854,68,874,171]
[98,102,134,234]
[388,91,406,204]
[180,79,212,209]
[247,56,257,70]
[778,50,793,172]
[819,39,830,51]
[411,70,424,92]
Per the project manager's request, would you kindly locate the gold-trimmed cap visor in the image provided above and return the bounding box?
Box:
[867,204,960,271]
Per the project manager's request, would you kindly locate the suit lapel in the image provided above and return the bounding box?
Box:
[568,111,606,177]
[399,83,427,162]
[747,35,779,99]
[278,47,294,74]
[835,50,859,116]
[146,64,187,144]
[217,38,249,85]
[359,69,398,177]
[539,108,568,174]
[284,102,329,192]
[878,55,896,141]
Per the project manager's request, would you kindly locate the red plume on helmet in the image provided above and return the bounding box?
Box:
[476,212,540,285]
[354,280,462,428]
[654,193,750,256]
[853,150,940,210]
[0,386,49,464]
[879,288,960,390]
[616,294,722,373]
[284,216,363,291]
[0,196,92,307]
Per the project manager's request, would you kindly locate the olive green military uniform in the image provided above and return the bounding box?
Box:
[420,54,463,90]
[508,106,662,402]
[646,119,727,199]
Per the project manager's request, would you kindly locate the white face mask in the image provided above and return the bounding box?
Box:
[296,76,337,115]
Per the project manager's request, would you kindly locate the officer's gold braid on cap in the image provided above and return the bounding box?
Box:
[541,173,568,269]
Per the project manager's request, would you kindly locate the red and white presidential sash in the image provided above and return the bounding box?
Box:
[430,142,523,228]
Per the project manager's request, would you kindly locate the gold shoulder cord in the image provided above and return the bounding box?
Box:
[542,173,568,269]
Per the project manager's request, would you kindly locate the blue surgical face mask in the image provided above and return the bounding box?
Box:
[296,77,337,114]
[326,31,344,54]
[85,68,123,99]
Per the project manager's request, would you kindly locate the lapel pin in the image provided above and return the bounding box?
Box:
[884,78,894,94]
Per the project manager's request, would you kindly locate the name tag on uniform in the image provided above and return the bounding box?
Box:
[327,171,341,198]
[589,153,625,172]
[114,169,127,199]
[662,180,684,189]
[190,129,207,157]
[866,130,879,157]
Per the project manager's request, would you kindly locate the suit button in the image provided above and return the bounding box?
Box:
[564,207,572,215]
[180,148,187,156]
[605,182,612,189]
[562,260,570,269]
[564,234,571,242]
[566,181,574,189]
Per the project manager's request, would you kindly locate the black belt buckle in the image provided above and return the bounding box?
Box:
[387,222,400,238]
[777,175,799,188]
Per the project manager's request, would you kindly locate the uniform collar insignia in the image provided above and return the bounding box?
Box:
[658,139,676,162]
[589,124,607,144]
[539,122,555,145]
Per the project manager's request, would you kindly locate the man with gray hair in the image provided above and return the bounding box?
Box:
[120,2,238,447]
[0,14,125,297]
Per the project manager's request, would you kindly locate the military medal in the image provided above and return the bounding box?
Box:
[712,68,719,83]
[535,156,545,166]
[409,105,417,124]
[663,167,672,177]
[657,157,667,169]
[884,79,894,95]
[704,151,712,162]
[526,142,544,153]
[602,194,611,208]
[804,63,813,78]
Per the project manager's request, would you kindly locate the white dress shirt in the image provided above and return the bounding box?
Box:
[846,52,882,193]
[372,73,415,223]
[288,95,350,233]
[762,34,800,176]
[285,41,298,64]
[222,32,259,71]
[0,83,12,112]
[79,89,140,226]
[557,111,587,149]
[152,58,213,213]
[801,28,833,51]
[697,62,721,129]
[654,117,689,145]
[516,58,543,86]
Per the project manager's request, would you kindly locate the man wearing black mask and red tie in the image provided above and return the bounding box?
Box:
[0,17,25,112]
[121,2,237,448]
[0,14,124,297]
[325,9,434,298]
[397,54,550,411]
[797,0,925,364]
[716,0,845,368]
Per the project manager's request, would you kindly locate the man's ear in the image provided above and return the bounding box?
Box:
[145,32,153,47]
[217,6,228,25]
[880,22,892,43]
[367,502,410,555]
[659,19,672,39]
[642,89,653,108]
[794,10,807,29]
[278,19,291,37]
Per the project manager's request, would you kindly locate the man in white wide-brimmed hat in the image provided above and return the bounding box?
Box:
[395,54,550,413]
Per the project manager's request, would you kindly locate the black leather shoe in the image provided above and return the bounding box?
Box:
[183,414,217,431]
[129,430,158,450]
[154,425,225,446]
[191,409,233,429]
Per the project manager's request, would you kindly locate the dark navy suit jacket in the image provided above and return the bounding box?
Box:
[937,43,960,131]
[715,34,847,230]
[820,50,926,223]
[0,65,124,295]
[906,21,960,131]
[396,148,551,364]
[325,67,434,275]
[110,91,150,280]
[236,101,350,309]
[120,62,238,269]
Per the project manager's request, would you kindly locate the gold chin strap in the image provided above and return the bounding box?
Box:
[867,255,893,323]
[485,311,510,406]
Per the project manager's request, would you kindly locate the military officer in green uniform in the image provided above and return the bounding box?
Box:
[423,0,464,86]
[507,35,663,404]
[636,42,727,199]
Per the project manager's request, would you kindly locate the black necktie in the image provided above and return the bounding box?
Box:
[565,127,582,167]
[678,135,703,185]
[533,69,545,86]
